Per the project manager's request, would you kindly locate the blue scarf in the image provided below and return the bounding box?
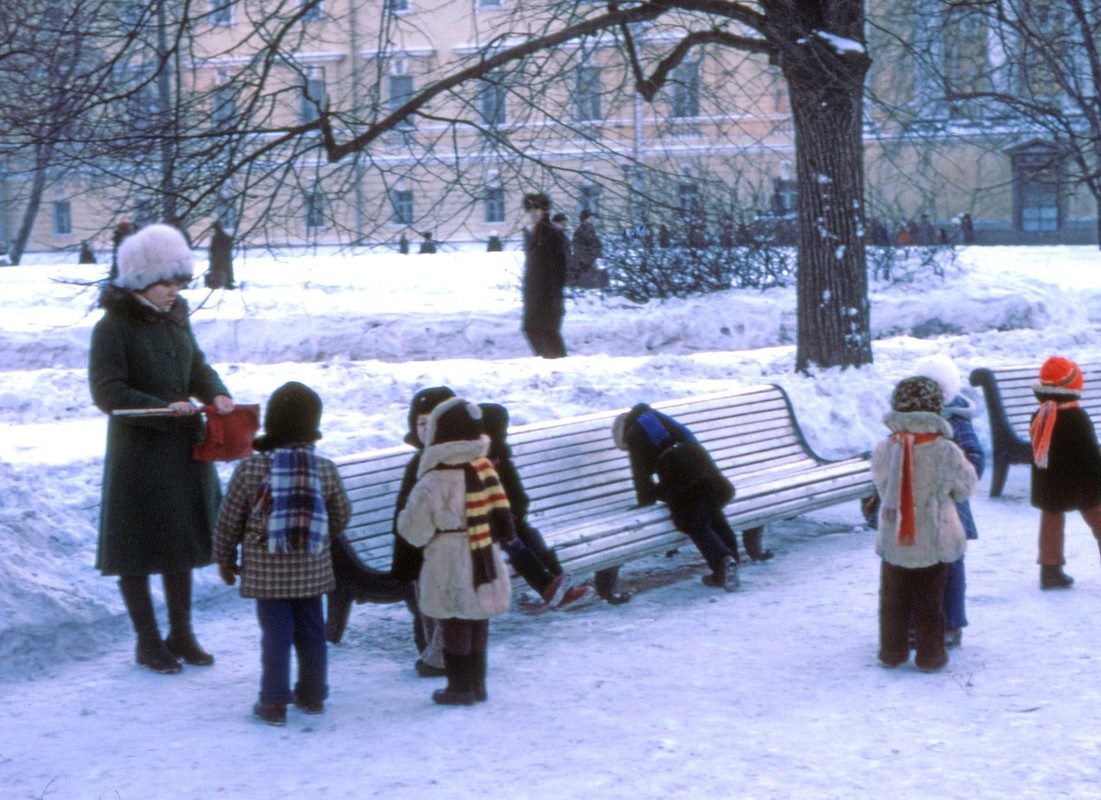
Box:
[260,445,328,555]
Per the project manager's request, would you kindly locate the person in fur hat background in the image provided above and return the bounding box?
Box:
[215,382,351,726]
[872,377,976,672]
[397,398,515,706]
[521,192,569,359]
[1029,356,1101,589]
[914,355,985,648]
[88,223,236,674]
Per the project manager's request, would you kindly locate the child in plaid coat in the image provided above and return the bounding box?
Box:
[215,382,350,726]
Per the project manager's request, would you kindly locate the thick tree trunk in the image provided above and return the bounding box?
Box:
[8,143,51,266]
[769,0,873,372]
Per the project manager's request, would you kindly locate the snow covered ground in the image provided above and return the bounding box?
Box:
[2,245,1101,799]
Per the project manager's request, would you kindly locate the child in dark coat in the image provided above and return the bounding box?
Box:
[215,382,351,726]
[915,355,984,648]
[480,403,588,609]
[612,403,740,590]
[1029,356,1101,589]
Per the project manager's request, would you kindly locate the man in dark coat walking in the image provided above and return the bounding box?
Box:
[521,192,568,358]
[206,220,235,290]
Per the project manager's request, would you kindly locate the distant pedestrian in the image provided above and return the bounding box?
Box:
[960,213,975,244]
[521,192,568,359]
[487,233,503,252]
[571,209,606,289]
[109,220,133,282]
[206,221,235,290]
[419,232,437,254]
[399,232,410,255]
[215,382,351,726]
[79,241,97,264]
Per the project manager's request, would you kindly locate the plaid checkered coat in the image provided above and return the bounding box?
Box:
[214,453,351,599]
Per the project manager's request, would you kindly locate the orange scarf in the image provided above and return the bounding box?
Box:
[883,432,939,546]
[1030,400,1080,469]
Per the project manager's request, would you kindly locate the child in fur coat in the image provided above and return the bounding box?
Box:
[1029,356,1101,589]
[872,377,976,672]
[397,398,515,706]
[214,382,351,726]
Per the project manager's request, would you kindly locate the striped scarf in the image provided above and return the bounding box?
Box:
[881,432,939,547]
[257,445,328,555]
[1030,400,1080,469]
[440,457,515,589]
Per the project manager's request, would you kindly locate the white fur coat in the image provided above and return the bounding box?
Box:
[872,411,977,568]
[397,436,511,619]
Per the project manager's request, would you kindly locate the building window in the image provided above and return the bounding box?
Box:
[391,188,414,225]
[575,66,602,121]
[580,184,601,217]
[1013,144,1063,233]
[386,0,409,11]
[300,0,323,20]
[211,83,236,129]
[53,201,72,235]
[210,0,234,25]
[299,70,326,123]
[671,61,700,118]
[479,75,507,126]
[305,190,326,229]
[770,178,797,216]
[677,181,699,214]
[477,0,503,9]
[484,186,505,224]
[129,81,160,132]
[389,74,415,128]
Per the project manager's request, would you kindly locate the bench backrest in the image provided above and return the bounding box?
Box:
[970,363,1101,446]
[336,384,869,574]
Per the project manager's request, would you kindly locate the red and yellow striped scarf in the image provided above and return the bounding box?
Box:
[439,457,515,588]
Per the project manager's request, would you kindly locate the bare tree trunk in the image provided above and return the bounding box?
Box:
[768,0,873,371]
[8,143,51,266]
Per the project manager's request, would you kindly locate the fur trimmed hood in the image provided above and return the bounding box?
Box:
[417,436,489,478]
[98,284,190,327]
[883,410,954,438]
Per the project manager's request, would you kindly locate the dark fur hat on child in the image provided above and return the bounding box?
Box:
[427,397,484,446]
[406,386,456,447]
[255,381,323,451]
[891,376,944,415]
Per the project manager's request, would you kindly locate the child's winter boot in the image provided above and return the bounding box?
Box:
[1040,564,1074,590]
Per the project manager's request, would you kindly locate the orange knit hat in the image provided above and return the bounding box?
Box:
[1034,355,1084,396]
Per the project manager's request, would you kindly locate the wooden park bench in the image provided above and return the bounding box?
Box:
[327,384,873,642]
[969,363,1101,497]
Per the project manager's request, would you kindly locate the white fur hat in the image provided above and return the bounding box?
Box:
[114,223,194,290]
[914,354,961,401]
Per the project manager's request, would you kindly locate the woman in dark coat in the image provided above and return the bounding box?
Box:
[89,223,235,674]
[612,403,740,590]
[1029,356,1101,589]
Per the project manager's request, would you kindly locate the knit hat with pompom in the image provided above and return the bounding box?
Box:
[1033,355,1084,397]
[891,376,944,415]
[114,223,194,291]
[914,354,961,401]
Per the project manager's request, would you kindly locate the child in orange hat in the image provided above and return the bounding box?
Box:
[1030,356,1101,589]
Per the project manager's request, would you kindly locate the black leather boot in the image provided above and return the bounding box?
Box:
[432,652,476,706]
[1040,564,1074,590]
[118,576,181,674]
[163,571,214,666]
[471,649,488,703]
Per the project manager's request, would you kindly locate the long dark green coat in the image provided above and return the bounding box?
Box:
[89,287,230,576]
